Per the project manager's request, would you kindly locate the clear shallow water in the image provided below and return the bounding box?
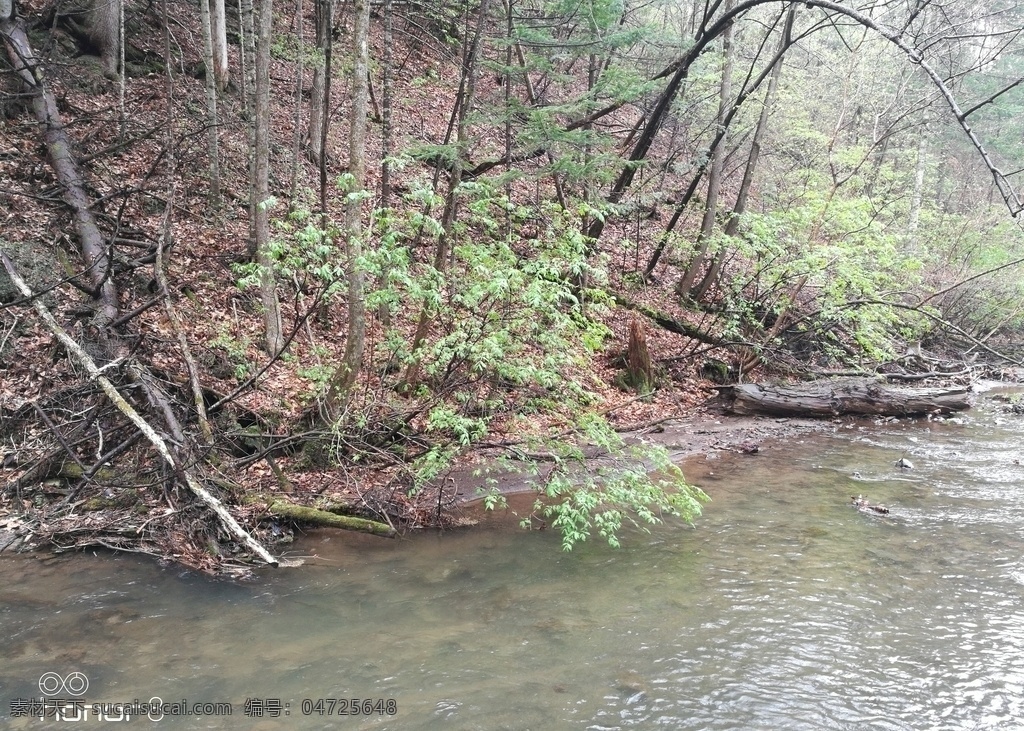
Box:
[3,396,1024,730]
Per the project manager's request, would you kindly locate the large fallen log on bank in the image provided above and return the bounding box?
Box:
[1,8,118,326]
[721,379,972,417]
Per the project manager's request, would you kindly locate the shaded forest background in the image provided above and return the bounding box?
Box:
[2,0,1024,573]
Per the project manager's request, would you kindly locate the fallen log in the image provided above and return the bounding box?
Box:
[721,379,972,417]
[267,501,397,538]
[0,9,118,325]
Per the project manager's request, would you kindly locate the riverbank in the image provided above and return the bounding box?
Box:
[5,396,1023,729]
[3,369,1000,573]
[446,408,832,504]
[0,406,830,560]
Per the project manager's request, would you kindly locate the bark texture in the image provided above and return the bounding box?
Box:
[267,500,397,537]
[723,380,972,417]
[254,0,284,354]
[323,0,371,415]
[199,0,222,205]
[306,0,330,165]
[88,0,121,79]
[211,0,230,91]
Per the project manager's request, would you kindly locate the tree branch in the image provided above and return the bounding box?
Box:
[1,250,278,567]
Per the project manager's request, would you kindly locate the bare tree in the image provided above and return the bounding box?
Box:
[676,0,736,300]
[324,0,372,416]
[198,0,222,206]
[590,0,1024,254]
[693,5,795,301]
[254,0,284,355]
[211,0,230,92]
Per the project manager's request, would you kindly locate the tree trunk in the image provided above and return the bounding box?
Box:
[676,0,735,299]
[211,0,230,92]
[307,0,331,166]
[318,0,333,223]
[624,319,654,393]
[374,0,394,325]
[117,0,125,132]
[199,0,222,206]
[643,8,795,280]
[380,0,393,208]
[239,0,255,255]
[238,0,253,117]
[323,0,371,417]
[254,0,283,355]
[288,0,304,205]
[402,0,492,390]
[693,6,793,301]
[722,380,972,417]
[907,125,927,245]
[88,0,121,79]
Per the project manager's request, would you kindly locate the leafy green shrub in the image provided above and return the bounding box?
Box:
[379,182,706,548]
[524,415,708,550]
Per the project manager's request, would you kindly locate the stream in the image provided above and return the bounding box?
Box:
[3,391,1024,730]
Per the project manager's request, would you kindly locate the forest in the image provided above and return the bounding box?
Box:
[1,0,1023,575]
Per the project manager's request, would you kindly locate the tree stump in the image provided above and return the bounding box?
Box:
[624,318,654,394]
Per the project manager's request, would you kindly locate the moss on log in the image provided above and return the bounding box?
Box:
[267,500,397,538]
[57,463,117,481]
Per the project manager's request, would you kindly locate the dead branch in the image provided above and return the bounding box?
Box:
[611,291,730,348]
[1,251,278,567]
[154,186,213,443]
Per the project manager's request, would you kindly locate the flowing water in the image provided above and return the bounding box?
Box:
[3,393,1024,730]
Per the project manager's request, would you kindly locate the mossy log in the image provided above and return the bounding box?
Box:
[267,500,397,538]
[721,379,972,417]
[57,463,117,481]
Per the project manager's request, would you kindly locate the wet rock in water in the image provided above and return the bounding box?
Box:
[852,495,890,516]
[615,670,649,698]
[895,457,914,470]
